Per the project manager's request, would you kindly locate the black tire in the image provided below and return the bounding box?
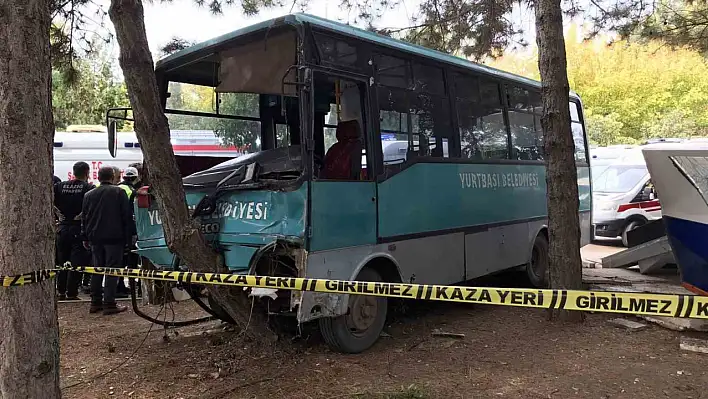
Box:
[526,234,549,288]
[621,220,644,247]
[319,268,388,354]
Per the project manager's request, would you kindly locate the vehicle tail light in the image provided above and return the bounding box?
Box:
[136,186,151,209]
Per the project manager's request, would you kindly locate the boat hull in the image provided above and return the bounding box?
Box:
[663,216,708,295]
[643,145,708,296]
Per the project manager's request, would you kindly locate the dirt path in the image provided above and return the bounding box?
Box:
[59,294,707,399]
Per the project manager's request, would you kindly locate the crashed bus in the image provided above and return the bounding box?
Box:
[107,14,592,353]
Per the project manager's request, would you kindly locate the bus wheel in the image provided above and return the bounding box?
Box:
[526,234,549,288]
[319,268,388,354]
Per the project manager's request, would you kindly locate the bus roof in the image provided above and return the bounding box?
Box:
[156,13,580,100]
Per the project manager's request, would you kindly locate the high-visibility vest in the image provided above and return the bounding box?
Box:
[118,184,133,199]
[96,182,133,199]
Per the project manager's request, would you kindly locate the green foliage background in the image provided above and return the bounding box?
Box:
[52,45,129,130]
[487,25,708,145]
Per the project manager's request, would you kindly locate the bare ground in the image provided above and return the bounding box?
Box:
[59,286,708,399]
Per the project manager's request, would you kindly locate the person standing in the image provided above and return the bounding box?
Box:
[81,166,133,315]
[91,166,131,296]
[115,166,139,297]
[94,166,122,187]
[129,162,147,185]
[119,166,139,196]
[54,162,95,300]
[55,173,92,293]
[112,166,122,183]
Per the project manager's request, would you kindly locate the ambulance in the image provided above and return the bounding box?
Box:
[591,143,686,246]
[54,125,245,184]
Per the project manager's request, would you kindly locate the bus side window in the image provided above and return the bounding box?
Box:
[570,101,588,164]
[375,55,452,174]
[376,54,411,89]
[377,85,410,167]
[455,74,508,160]
[409,92,451,158]
[508,86,543,161]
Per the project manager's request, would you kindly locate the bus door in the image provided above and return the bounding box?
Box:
[307,72,377,252]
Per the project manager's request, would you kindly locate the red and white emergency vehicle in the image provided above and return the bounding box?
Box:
[54,127,245,184]
[591,145,671,246]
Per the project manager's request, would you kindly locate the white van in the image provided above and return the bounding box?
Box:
[591,145,671,246]
[54,130,246,184]
[54,131,141,183]
[589,145,637,179]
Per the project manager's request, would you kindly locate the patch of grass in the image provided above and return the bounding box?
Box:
[353,384,429,399]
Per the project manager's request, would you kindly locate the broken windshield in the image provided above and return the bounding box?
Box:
[165,83,263,155]
[164,81,303,189]
[182,146,302,189]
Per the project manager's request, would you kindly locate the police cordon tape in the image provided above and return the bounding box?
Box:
[3,265,708,320]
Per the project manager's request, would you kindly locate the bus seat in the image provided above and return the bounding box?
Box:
[322,120,362,180]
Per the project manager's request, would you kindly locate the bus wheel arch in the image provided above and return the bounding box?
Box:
[526,231,549,288]
[359,256,403,284]
[319,263,391,354]
[539,227,549,242]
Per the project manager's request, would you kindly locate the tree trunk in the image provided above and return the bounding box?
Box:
[107,0,276,341]
[534,0,585,322]
[0,0,61,397]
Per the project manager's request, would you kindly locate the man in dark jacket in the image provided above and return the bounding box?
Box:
[54,162,94,300]
[81,166,133,315]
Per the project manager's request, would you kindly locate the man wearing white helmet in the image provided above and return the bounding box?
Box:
[119,167,140,196]
[116,166,140,297]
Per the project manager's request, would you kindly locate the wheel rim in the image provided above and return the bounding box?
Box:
[345,295,379,337]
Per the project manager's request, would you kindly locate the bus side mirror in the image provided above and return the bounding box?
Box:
[108,120,118,158]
